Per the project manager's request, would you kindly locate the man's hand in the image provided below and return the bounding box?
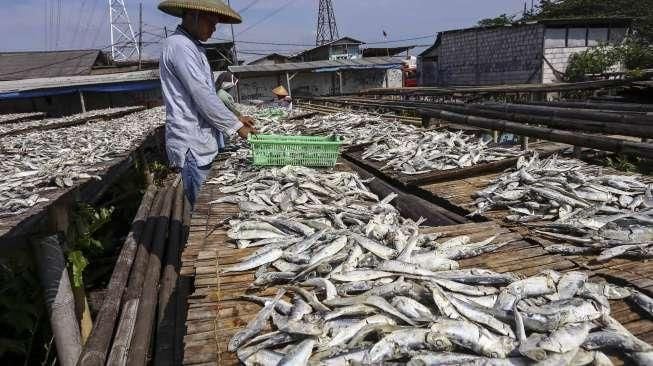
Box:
[238,116,256,128]
[237,125,257,139]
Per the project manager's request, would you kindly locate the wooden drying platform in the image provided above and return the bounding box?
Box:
[419,162,653,224]
[0,125,164,249]
[180,158,356,365]
[181,165,653,365]
[343,140,569,190]
[0,111,46,125]
[422,221,653,364]
[0,106,145,138]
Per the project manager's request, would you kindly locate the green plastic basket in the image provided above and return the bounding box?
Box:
[248,134,342,167]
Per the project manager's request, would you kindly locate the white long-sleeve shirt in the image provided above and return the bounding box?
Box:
[159,26,242,167]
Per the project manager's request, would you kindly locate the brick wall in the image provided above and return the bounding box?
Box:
[542,46,588,83]
[434,24,545,86]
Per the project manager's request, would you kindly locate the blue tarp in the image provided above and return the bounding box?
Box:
[0,80,160,101]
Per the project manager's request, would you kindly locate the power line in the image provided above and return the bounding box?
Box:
[238,0,263,13]
[236,0,295,36]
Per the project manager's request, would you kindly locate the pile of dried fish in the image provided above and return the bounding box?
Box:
[239,104,291,125]
[247,110,522,175]
[211,152,653,365]
[0,106,142,135]
[472,153,653,261]
[361,130,522,175]
[0,107,164,217]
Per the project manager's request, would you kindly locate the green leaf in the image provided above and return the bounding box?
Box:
[67,251,88,288]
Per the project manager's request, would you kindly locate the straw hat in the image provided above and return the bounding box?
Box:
[158,0,242,24]
[272,85,289,97]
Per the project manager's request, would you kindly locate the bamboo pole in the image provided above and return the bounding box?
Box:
[427,104,653,139]
[154,181,185,365]
[174,194,192,365]
[107,186,168,365]
[33,235,82,366]
[77,185,158,366]
[527,100,653,113]
[481,103,653,127]
[417,109,653,160]
[126,177,180,366]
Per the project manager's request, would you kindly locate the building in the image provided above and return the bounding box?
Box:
[0,42,239,115]
[418,18,631,86]
[228,56,405,101]
[292,37,364,62]
[361,46,415,58]
[248,53,291,66]
[0,50,111,81]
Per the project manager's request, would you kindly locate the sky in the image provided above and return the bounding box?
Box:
[1,0,533,62]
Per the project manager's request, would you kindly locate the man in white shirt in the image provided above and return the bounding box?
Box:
[158,0,255,205]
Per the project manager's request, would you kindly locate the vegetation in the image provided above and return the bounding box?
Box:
[67,204,115,288]
[565,41,653,81]
[478,14,517,27]
[605,154,653,174]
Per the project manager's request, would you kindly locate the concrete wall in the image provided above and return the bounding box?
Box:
[434,24,545,86]
[237,69,402,101]
[542,26,627,83]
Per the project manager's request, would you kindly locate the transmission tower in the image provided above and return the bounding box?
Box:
[316,0,339,46]
[108,0,139,62]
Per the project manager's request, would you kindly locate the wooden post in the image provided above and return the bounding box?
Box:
[492,130,499,143]
[285,72,292,99]
[337,71,343,95]
[421,116,431,128]
[521,136,529,150]
[33,235,82,366]
[79,91,86,113]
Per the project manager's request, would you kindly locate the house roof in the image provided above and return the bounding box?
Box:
[362,46,415,58]
[293,37,365,59]
[229,56,405,77]
[248,53,290,65]
[0,50,105,81]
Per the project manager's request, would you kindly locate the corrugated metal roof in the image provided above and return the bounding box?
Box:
[229,56,405,76]
[0,69,160,95]
[0,50,104,81]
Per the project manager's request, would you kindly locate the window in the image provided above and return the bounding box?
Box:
[588,28,608,46]
[567,28,587,47]
[545,28,566,48]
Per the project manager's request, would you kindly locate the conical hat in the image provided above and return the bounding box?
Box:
[272,85,289,97]
[158,0,242,23]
